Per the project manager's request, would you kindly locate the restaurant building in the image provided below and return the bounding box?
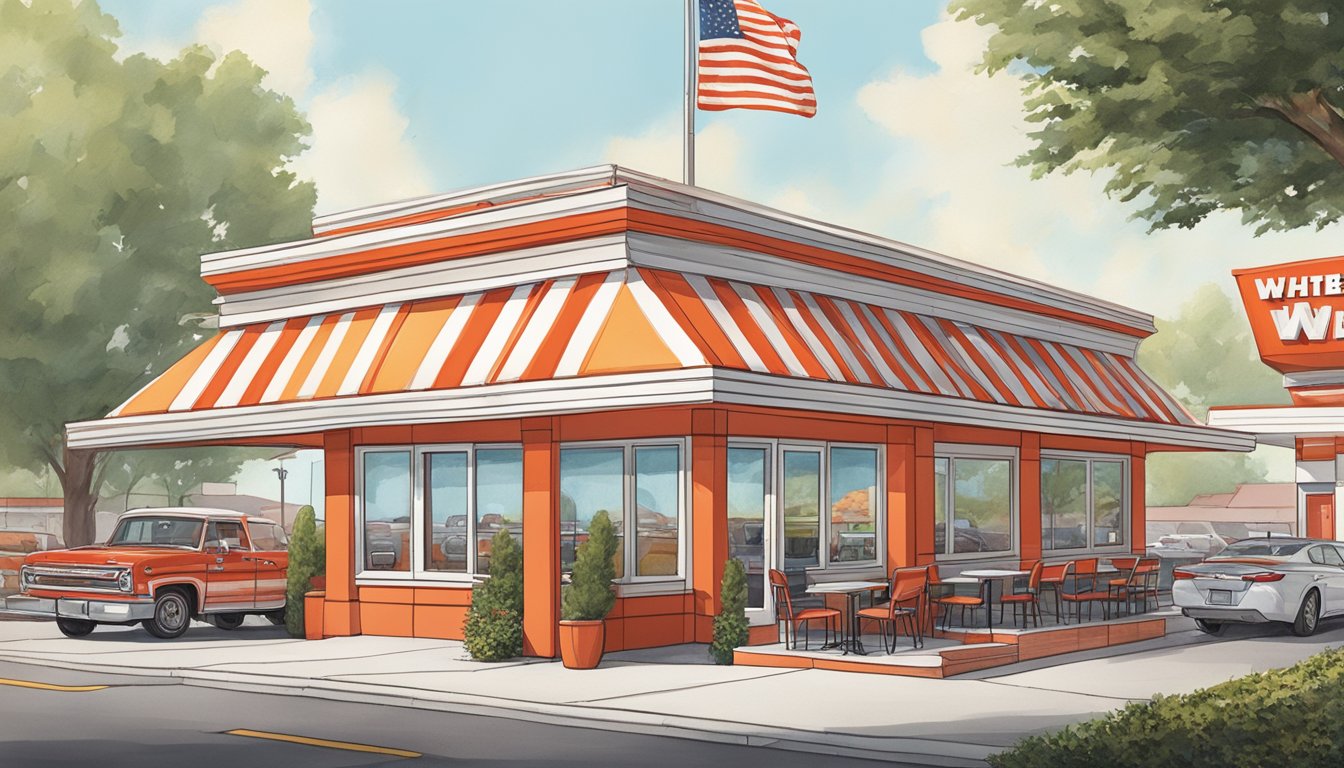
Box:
[66,166,1253,656]
[1209,255,1344,542]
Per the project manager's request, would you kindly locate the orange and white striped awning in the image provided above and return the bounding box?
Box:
[110,267,1195,428]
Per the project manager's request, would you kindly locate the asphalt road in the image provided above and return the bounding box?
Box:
[0,659,906,768]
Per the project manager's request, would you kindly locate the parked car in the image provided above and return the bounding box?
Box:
[0,531,63,598]
[1173,537,1344,637]
[6,508,288,639]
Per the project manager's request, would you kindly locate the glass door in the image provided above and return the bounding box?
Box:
[727,446,770,617]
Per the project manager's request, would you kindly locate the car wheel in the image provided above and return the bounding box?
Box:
[264,609,286,626]
[1292,590,1321,638]
[209,613,245,630]
[144,589,192,639]
[55,618,96,638]
[1194,619,1226,636]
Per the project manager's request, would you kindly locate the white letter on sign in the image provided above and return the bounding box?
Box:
[1256,277,1287,300]
[1270,302,1332,341]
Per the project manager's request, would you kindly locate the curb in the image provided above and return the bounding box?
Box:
[0,652,996,766]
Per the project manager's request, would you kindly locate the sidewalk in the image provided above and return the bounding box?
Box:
[2,614,1341,766]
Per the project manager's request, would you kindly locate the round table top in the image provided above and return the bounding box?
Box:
[958,569,1029,579]
[804,581,886,594]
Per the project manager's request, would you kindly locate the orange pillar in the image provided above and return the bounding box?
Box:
[1018,433,1042,567]
[322,429,361,636]
[521,417,559,657]
[886,426,916,572]
[913,426,937,565]
[691,407,727,643]
[1130,442,1147,556]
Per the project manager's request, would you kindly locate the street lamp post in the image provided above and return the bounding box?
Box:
[272,464,289,530]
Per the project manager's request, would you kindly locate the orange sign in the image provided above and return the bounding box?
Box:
[1235,256,1344,373]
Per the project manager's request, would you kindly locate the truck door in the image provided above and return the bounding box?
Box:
[244,520,289,612]
[204,520,256,613]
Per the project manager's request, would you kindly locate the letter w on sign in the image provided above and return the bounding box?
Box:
[1271,302,1332,341]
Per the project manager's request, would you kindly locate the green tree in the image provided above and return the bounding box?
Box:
[562,510,617,621]
[710,557,749,665]
[284,505,324,638]
[1138,284,1290,505]
[463,529,524,661]
[100,447,275,510]
[952,1,1344,234]
[0,0,316,545]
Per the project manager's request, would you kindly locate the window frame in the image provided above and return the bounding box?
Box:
[558,438,691,585]
[1039,450,1131,557]
[354,443,524,585]
[933,443,1019,561]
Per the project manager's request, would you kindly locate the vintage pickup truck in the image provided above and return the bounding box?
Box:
[6,507,289,639]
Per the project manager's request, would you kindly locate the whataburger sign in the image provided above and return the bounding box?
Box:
[1235,256,1344,372]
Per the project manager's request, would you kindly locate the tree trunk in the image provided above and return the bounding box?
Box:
[61,444,99,547]
[1257,90,1344,169]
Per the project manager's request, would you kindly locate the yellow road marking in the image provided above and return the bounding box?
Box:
[225,729,421,758]
[0,678,108,692]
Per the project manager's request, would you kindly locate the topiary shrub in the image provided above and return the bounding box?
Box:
[562,510,617,621]
[284,505,324,638]
[463,528,524,661]
[989,645,1344,768]
[709,557,749,665]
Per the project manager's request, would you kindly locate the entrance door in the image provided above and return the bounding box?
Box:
[728,446,772,619]
[1307,493,1335,541]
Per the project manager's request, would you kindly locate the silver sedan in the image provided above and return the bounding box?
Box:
[1173,537,1344,637]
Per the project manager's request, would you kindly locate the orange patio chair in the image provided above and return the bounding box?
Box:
[858,566,926,651]
[927,564,985,631]
[999,560,1043,628]
[1039,561,1068,619]
[769,569,840,650]
[1057,558,1111,624]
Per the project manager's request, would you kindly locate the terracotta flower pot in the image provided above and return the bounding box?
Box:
[558,619,606,669]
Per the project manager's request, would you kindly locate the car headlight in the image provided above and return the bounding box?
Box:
[117,570,133,592]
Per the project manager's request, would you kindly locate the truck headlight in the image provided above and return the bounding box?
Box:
[117,570,133,592]
[20,567,32,589]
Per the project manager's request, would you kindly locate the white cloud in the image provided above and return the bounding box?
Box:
[196,0,314,97]
[292,75,435,213]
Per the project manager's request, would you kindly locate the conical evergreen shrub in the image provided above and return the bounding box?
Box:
[284,506,324,638]
[710,558,749,664]
[464,528,524,661]
[561,510,617,621]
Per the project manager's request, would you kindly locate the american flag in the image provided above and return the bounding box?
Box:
[696,0,816,117]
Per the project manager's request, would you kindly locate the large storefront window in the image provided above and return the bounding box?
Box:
[728,446,768,610]
[1041,455,1127,552]
[829,447,879,564]
[559,441,685,581]
[934,448,1015,556]
[358,445,522,580]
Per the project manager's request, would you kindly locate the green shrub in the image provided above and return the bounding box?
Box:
[710,558,749,665]
[989,646,1344,768]
[284,506,324,638]
[463,529,524,661]
[561,510,617,621]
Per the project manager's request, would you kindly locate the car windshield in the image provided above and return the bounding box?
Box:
[1217,540,1309,557]
[107,517,205,548]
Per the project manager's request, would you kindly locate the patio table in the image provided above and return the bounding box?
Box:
[943,569,1028,629]
[805,581,886,655]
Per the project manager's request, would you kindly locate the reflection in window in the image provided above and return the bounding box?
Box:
[934,458,948,554]
[635,446,680,577]
[783,451,821,568]
[559,447,625,578]
[1041,459,1087,550]
[476,448,524,574]
[1092,461,1124,547]
[727,447,767,609]
[829,447,878,564]
[363,451,411,572]
[425,452,468,572]
[953,459,1012,554]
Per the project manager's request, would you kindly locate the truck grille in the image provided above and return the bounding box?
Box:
[24,566,124,593]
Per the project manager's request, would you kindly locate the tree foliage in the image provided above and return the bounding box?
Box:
[463,529,524,661]
[710,558,749,665]
[952,0,1344,234]
[284,505,324,638]
[561,510,617,621]
[0,0,315,544]
[101,447,276,509]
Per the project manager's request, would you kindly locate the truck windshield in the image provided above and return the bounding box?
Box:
[107,517,205,548]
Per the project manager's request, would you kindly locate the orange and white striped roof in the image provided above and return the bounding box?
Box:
[111,268,1195,428]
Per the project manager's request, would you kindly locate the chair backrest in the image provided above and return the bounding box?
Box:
[768,569,794,621]
[1110,556,1139,572]
[1025,559,1044,591]
[891,567,928,603]
[926,563,942,584]
[1041,562,1068,582]
[1074,557,1098,576]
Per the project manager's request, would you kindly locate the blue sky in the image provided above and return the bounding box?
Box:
[94,0,1320,502]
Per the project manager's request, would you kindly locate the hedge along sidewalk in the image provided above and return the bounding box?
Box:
[989,645,1344,768]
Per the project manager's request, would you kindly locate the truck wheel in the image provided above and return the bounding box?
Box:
[56,618,96,638]
[1292,590,1320,638]
[1194,619,1225,636]
[210,613,245,630]
[144,589,192,639]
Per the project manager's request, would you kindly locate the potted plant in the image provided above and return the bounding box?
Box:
[559,509,618,669]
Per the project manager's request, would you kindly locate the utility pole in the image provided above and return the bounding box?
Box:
[272,463,289,530]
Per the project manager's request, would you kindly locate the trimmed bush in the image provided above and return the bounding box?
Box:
[463,529,524,661]
[709,558,749,665]
[989,646,1344,768]
[284,505,324,638]
[562,510,617,621]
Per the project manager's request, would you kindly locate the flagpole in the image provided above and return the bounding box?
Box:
[683,0,696,186]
